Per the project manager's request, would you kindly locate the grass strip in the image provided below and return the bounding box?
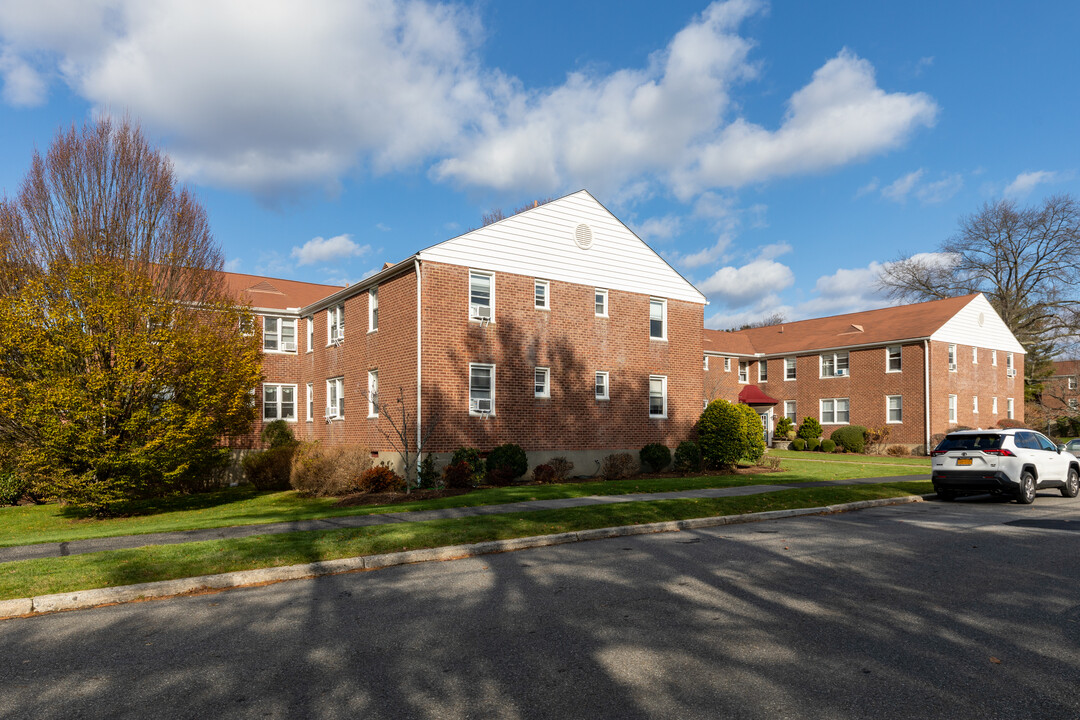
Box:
[767,449,930,466]
[0,481,933,601]
[0,459,928,548]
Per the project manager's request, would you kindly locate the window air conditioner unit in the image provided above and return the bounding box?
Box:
[836,369,848,376]
[325,406,336,419]
[282,341,296,352]
[1007,369,1016,378]
[471,305,491,320]
[949,364,957,372]
[471,398,492,413]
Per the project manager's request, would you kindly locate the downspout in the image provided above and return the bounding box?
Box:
[924,339,931,453]
[415,259,423,459]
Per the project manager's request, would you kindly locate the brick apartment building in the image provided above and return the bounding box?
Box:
[1042,360,1080,417]
[228,190,707,470]
[702,294,1026,452]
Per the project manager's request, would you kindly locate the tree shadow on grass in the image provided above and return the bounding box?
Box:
[55,485,262,520]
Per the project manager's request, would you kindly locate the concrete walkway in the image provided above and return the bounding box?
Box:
[0,474,929,564]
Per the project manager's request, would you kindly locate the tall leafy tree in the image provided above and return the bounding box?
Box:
[0,117,261,514]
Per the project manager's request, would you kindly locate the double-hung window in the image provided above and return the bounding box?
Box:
[595,289,608,317]
[306,317,314,352]
[595,371,609,400]
[263,317,297,352]
[469,364,494,414]
[758,360,768,382]
[367,371,378,417]
[992,350,998,366]
[535,280,550,310]
[327,305,345,344]
[1006,352,1015,377]
[948,344,957,372]
[973,396,979,414]
[263,383,297,421]
[1007,397,1014,419]
[738,361,749,384]
[724,358,731,372]
[534,367,550,398]
[369,288,378,332]
[887,395,902,423]
[972,347,978,364]
[784,357,796,380]
[469,271,493,321]
[948,394,958,423]
[784,400,797,423]
[649,375,667,418]
[992,397,998,414]
[649,298,666,340]
[1071,377,1078,391]
[886,345,902,372]
[820,351,849,378]
[326,377,344,420]
[820,398,850,424]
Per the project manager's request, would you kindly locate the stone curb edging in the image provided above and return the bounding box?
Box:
[0,494,927,620]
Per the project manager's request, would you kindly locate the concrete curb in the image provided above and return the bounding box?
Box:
[0,494,926,620]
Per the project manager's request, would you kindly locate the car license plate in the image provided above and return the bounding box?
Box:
[956,458,972,466]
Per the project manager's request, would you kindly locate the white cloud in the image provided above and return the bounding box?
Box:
[290,234,370,266]
[698,258,794,307]
[0,48,46,106]
[881,169,924,202]
[915,173,963,204]
[855,177,879,198]
[757,242,791,260]
[879,169,962,204]
[1004,170,1067,198]
[705,294,793,330]
[633,215,682,243]
[223,257,242,272]
[668,235,733,269]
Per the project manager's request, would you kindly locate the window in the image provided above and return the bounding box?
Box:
[1006,352,1015,377]
[758,360,768,382]
[369,288,378,332]
[534,280,549,310]
[649,298,667,340]
[1070,399,1079,412]
[649,375,667,418]
[784,400,797,423]
[820,398,850,424]
[327,305,345,344]
[534,367,550,398]
[239,315,255,337]
[973,396,979,413]
[1007,397,1014,419]
[595,371,609,400]
[724,358,731,372]
[469,271,493,321]
[263,383,297,421]
[948,394,957,423]
[887,345,902,372]
[263,317,297,352]
[366,371,378,417]
[972,347,978,364]
[948,344,957,371]
[306,316,313,352]
[1070,377,1078,391]
[306,383,313,422]
[992,397,998,414]
[595,289,608,317]
[326,377,345,419]
[469,363,494,414]
[703,356,709,371]
[820,351,849,378]
[887,395,902,423]
[738,361,749,384]
[992,350,998,366]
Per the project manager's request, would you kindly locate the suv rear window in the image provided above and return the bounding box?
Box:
[936,434,1005,452]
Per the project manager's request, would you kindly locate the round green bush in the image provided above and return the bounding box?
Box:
[260,419,296,449]
[486,443,528,484]
[640,443,672,472]
[673,440,702,472]
[775,416,794,437]
[451,446,486,485]
[806,438,820,452]
[698,399,748,470]
[796,417,823,441]
[735,403,766,464]
[790,438,806,451]
[830,425,867,454]
[0,471,28,506]
[820,439,836,453]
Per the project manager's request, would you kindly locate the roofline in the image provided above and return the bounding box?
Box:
[705,336,934,358]
[300,255,418,315]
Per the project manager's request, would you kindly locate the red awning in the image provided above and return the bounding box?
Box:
[737,385,779,406]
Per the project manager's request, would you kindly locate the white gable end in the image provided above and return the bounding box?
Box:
[417,191,706,304]
[930,294,1026,353]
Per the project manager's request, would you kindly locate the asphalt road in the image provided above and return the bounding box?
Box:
[2,492,1079,719]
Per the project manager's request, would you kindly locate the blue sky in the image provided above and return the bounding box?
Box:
[1,0,1077,328]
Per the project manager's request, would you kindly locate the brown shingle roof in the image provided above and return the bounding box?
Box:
[705,294,980,356]
[219,271,343,311]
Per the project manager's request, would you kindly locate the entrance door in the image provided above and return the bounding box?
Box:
[758,410,772,446]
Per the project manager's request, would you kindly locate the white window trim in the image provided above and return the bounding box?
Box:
[649,298,667,342]
[1007,397,1015,419]
[758,359,768,383]
[1070,378,1078,391]
[886,395,902,424]
[819,397,850,425]
[368,288,378,333]
[469,363,495,416]
[649,374,668,419]
[534,366,550,398]
[326,377,345,420]
[327,305,345,346]
[367,370,379,418]
[972,346,978,364]
[992,350,998,366]
[703,356,709,371]
[948,344,957,372]
[886,345,902,373]
[595,371,609,401]
[594,288,608,317]
[784,356,796,381]
[306,383,313,423]
[263,383,298,422]
[724,357,731,372]
[534,280,550,311]
[306,316,313,353]
[737,361,749,384]
[469,270,495,323]
[819,351,850,379]
[992,396,998,414]
[263,316,298,354]
[784,400,796,423]
[948,394,958,423]
[973,396,979,414]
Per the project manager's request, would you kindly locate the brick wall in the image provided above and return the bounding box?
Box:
[927,341,1024,437]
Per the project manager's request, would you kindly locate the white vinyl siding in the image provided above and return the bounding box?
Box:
[595,371,609,400]
[534,280,550,310]
[649,375,667,418]
[327,305,345,344]
[469,271,494,321]
[534,367,550,398]
[820,398,849,425]
[649,298,667,341]
[887,395,902,423]
[469,364,494,415]
[887,345,902,372]
[263,317,297,353]
[949,394,958,423]
[368,288,378,332]
[368,371,378,417]
[263,384,297,422]
[784,357,796,380]
[594,288,608,316]
[930,294,1025,354]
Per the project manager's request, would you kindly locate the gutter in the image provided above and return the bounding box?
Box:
[415,259,423,458]
[924,339,931,452]
[300,255,419,316]
[704,335,934,359]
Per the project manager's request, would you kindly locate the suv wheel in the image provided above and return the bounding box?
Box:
[1017,471,1037,505]
[1062,468,1080,498]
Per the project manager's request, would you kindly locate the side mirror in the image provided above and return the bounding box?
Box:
[1058,444,1066,454]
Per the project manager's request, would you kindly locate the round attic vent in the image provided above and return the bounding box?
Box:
[574,223,593,250]
[978,312,985,327]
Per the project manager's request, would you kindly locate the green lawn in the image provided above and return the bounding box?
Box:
[0,458,928,548]
[768,449,931,466]
[0,480,934,601]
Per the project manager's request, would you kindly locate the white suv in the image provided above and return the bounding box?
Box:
[931,429,1080,503]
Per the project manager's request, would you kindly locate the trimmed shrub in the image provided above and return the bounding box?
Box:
[698,399,748,470]
[885,444,910,456]
[0,471,28,506]
[806,438,820,452]
[600,453,637,481]
[830,425,867,454]
[532,464,557,484]
[640,443,672,473]
[357,465,406,494]
[548,457,574,481]
[796,417,823,441]
[242,446,295,490]
[451,447,486,485]
[791,438,806,451]
[1070,417,1080,436]
[260,419,295,449]
[735,403,767,464]
[290,443,374,497]
[775,416,794,438]
[1054,417,1070,438]
[443,461,474,489]
[997,419,1025,429]
[486,443,528,485]
[417,455,440,489]
[673,441,703,473]
[820,439,836,453]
